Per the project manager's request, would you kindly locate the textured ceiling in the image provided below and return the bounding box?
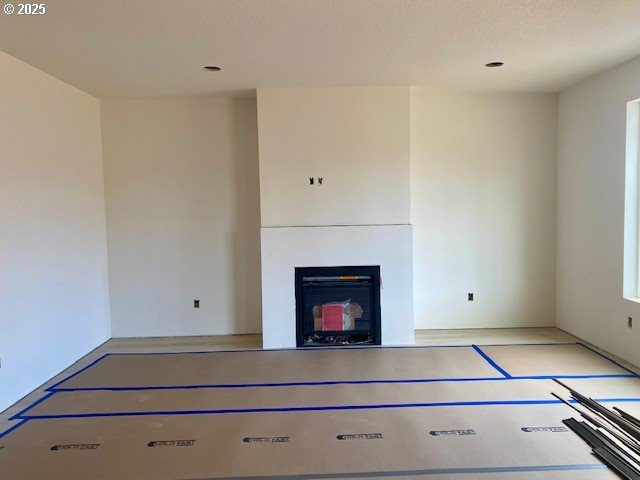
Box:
[1,0,640,98]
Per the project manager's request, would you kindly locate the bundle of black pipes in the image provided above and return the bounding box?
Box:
[553,378,640,479]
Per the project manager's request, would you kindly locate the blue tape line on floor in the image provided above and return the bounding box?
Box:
[46,353,111,391]
[9,391,57,420]
[5,342,636,443]
[577,342,639,376]
[471,345,512,378]
[47,372,639,392]
[17,396,640,420]
[0,419,29,439]
[47,342,639,392]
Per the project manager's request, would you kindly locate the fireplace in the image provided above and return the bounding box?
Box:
[295,266,381,347]
[261,225,413,348]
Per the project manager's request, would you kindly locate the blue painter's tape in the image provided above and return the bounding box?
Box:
[48,373,638,393]
[0,419,29,439]
[51,346,492,390]
[471,345,511,378]
[577,342,639,376]
[19,397,640,420]
[593,397,640,403]
[51,376,508,392]
[47,342,639,392]
[9,391,57,420]
[46,353,111,391]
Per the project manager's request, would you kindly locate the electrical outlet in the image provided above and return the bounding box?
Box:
[194,300,200,309]
[628,317,633,328]
[468,293,474,301]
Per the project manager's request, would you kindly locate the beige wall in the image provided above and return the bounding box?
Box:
[257,87,410,227]
[101,97,261,337]
[98,89,561,338]
[557,56,640,367]
[411,91,558,329]
[0,51,110,412]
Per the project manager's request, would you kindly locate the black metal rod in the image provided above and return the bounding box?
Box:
[615,407,640,429]
[552,393,640,456]
[553,379,640,442]
[578,399,640,446]
[563,418,640,478]
[592,445,640,480]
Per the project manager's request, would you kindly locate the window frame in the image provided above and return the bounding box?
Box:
[623,99,640,301]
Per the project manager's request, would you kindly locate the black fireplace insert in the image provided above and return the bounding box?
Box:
[295,266,381,347]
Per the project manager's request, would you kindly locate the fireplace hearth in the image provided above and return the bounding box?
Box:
[295,266,381,347]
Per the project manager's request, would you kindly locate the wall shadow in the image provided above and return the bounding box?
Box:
[229,95,262,334]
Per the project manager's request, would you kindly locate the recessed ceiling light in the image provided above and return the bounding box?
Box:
[485,62,504,68]
[204,66,221,71]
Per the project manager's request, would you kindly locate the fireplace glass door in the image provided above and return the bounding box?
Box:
[295,266,381,347]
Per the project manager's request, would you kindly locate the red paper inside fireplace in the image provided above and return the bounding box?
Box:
[321,304,345,331]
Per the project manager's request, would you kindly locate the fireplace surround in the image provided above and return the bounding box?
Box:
[257,88,413,349]
[295,265,381,347]
[260,224,413,349]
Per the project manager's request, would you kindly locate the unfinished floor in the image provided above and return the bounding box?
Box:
[1,328,639,479]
